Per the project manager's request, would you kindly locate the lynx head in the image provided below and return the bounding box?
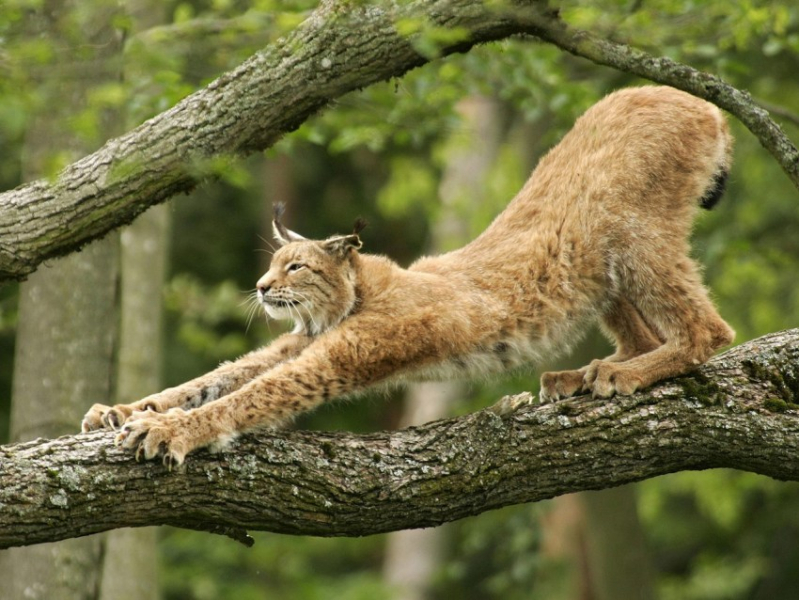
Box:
[256,205,366,336]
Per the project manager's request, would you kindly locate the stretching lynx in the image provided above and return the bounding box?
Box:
[83,86,734,466]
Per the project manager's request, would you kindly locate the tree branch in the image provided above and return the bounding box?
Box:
[2,329,798,549]
[521,7,799,192]
[2,0,798,284]
[0,0,553,283]
[756,98,799,130]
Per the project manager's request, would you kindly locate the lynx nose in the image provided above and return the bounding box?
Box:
[256,275,272,295]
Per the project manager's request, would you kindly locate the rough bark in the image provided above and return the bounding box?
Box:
[1,0,796,283]
[1,329,798,550]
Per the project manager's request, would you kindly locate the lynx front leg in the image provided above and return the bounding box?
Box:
[82,333,310,432]
[115,355,358,466]
[115,407,218,468]
[82,396,169,432]
[116,317,426,466]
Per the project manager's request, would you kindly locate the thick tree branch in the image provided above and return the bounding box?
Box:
[2,0,797,283]
[0,0,553,282]
[1,329,798,550]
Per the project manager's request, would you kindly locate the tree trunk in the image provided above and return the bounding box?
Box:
[581,486,655,600]
[0,241,120,599]
[95,3,171,597]
[0,2,124,597]
[382,95,507,599]
[97,206,169,600]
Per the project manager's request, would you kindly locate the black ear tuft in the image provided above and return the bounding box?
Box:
[272,204,307,246]
[352,218,368,236]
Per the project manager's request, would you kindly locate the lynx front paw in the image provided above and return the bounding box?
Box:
[115,409,195,468]
[81,395,169,432]
[540,369,587,403]
[584,361,643,398]
[82,403,135,432]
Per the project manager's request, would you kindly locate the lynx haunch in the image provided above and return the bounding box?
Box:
[83,86,735,467]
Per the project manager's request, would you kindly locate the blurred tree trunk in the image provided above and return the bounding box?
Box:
[97,206,168,600]
[262,155,298,271]
[539,494,592,600]
[0,240,119,600]
[382,383,460,600]
[383,95,507,599]
[543,355,656,600]
[581,486,655,600]
[96,3,169,599]
[0,1,123,598]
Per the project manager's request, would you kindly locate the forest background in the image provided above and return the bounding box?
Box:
[0,0,798,599]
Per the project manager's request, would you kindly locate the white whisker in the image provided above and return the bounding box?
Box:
[289,290,323,334]
[256,234,277,253]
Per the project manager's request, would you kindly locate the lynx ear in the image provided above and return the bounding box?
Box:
[352,217,367,236]
[272,203,306,246]
[322,234,363,258]
[321,217,366,257]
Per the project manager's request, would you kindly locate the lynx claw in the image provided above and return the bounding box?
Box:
[82,403,135,432]
[102,408,126,430]
[116,409,191,468]
[587,361,643,398]
[540,369,587,403]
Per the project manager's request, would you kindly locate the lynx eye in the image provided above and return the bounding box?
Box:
[287,263,305,273]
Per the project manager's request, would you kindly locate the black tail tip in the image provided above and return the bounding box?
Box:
[699,169,728,210]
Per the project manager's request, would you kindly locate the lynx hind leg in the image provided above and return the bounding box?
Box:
[587,259,734,399]
[540,297,662,403]
[598,296,663,362]
[580,296,664,389]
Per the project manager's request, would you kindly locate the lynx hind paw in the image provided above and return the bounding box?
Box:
[489,392,536,417]
[81,403,134,432]
[585,361,643,398]
[540,369,587,403]
[115,409,192,469]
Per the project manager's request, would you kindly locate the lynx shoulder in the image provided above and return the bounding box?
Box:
[83,86,734,467]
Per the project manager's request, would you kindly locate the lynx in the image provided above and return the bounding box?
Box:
[83,86,734,467]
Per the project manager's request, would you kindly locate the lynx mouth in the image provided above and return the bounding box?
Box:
[262,298,301,308]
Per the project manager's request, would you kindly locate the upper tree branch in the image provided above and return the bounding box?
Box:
[525,8,799,189]
[0,0,552,283]
[2,329,798,549]
[1,0,797,283]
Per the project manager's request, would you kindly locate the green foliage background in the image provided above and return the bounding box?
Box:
[1,0,798,598]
